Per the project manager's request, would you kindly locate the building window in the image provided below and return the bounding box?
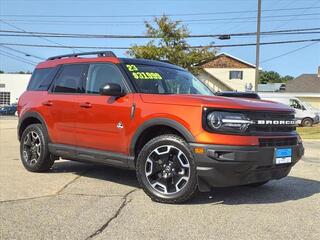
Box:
[229,71,243,80]
[0,83,5,88]
[0,92,10,105]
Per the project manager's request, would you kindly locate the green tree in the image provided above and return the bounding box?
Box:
[281,75,294,82]
[0,70,4,74]
[259,70,294,84]
[127,16,216,74]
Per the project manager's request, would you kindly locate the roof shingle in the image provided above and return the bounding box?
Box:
[285,74,320,93]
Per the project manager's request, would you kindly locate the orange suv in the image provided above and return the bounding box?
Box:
[18,51,304,203]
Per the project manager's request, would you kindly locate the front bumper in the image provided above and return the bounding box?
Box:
[190,142,304,191]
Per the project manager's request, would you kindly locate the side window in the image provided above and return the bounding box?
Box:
[27,68,56,91]
[289,99,302,110]
[229,71,243,80]
[53,64,87,93]
[85,63,125,94]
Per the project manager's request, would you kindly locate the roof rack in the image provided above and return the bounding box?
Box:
[47,51,116,60]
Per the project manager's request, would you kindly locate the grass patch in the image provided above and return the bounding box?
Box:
[297,124,320,140]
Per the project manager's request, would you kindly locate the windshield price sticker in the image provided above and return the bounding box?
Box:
[126,64,139,72]
[132,72,163,80]
[126,64,163,80]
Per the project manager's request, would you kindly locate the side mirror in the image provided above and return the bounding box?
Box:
[100,83,126,97]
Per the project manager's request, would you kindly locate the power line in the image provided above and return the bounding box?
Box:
[0,50,37,65]
[211,39,320,48]
[1,31,319,39]
[0,20,67,47]
[260,41,319,63]
[187,17,320,25]
[2,13,319,24]
[0,45,45,60]
[0,27,319,39]
[0,38,319,50]
[0,49,37,64]
[2,0,318,2]
[0,19,81,52]
[2,6,320,18]
[2,17,318,26]
[0,43,128,50]
[274,0,320,29]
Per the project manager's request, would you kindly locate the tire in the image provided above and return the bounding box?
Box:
[246,181,269,187]
[20,124,55,172]
[301,118,313,127]
[136,134,197,204]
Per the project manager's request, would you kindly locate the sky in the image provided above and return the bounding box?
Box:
[0,0,319,77]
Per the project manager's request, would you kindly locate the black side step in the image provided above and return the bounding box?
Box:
[48,143,135,169]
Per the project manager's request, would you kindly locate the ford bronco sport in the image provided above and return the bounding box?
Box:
[18,51,304,203]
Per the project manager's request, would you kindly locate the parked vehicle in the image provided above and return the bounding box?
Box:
[215,91,260,99]
[0,104,17,115]
[259,93,320,127]
[17,51,304,203]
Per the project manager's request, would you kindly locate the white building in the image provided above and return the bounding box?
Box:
[198,53,257,92]
[0,74,31,106]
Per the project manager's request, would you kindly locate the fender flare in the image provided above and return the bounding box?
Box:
[18,111,49,141]
[129,117,195,156]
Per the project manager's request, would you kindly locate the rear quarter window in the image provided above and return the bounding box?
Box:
[27,68,57,91]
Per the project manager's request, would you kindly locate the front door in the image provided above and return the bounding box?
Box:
[289,98,305,120]
[75,63,133,154]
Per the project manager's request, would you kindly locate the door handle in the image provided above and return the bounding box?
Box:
[42,100,53,106]
[80,102,92,108]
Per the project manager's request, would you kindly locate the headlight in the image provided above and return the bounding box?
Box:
[206,111,252,133]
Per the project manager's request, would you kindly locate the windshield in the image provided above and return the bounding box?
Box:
[124,64,213,95]
[302,101,315,110]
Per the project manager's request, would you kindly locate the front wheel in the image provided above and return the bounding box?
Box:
[301,118,313,127]
[136,135,197,204]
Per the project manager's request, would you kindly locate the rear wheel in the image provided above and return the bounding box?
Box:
[20,124,54,172]
[136,134,197,204]
[301,118,313,127]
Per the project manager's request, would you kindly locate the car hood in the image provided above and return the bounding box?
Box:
[140,94,293,112]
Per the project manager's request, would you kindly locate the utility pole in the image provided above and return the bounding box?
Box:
[255,0,262,92]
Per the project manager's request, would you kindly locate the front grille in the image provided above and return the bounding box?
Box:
[248,125,296,133]
[246,111,296,135]
[259,137,297,147]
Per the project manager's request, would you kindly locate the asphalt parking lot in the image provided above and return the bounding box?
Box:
[1,117,319,240]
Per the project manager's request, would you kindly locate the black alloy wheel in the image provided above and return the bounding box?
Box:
[136,134,197,204]
[20,124,55,172]
[145,144,191,195]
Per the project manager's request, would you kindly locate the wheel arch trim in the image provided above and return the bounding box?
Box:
[129,117,195,156]
[18,111,50,141]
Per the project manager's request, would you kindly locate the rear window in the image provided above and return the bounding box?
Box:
[27,68,56,91]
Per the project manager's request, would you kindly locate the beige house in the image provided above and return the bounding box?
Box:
[198,53,257,92]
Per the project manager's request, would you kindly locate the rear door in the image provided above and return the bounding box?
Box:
[74,63,133,154]
[48,64,88,146]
